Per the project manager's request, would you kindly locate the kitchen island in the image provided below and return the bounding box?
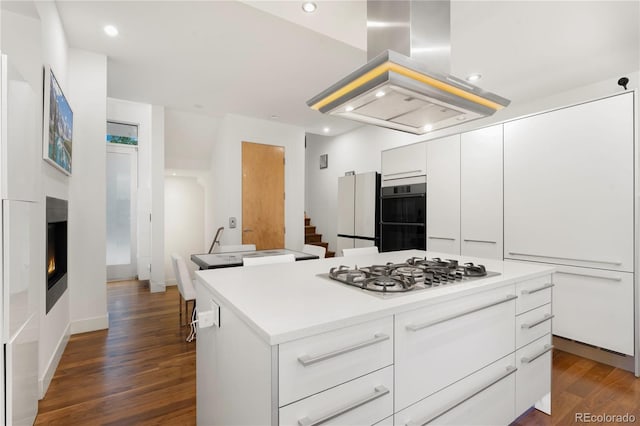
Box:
[195,250,555,425]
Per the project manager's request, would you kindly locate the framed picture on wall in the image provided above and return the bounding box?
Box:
[42,65,73,175]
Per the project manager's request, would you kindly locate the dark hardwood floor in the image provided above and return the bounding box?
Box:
[35,280,639,425]
[35,280,196,425]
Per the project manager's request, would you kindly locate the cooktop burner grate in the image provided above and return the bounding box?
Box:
[324,257,500,297]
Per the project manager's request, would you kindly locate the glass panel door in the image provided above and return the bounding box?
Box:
[106,144,138,281]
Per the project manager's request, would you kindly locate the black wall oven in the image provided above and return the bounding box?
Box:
[380,182,426,252]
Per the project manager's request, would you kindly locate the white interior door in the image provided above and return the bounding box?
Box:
[106,144,138,281]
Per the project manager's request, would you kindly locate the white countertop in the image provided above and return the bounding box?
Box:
[195,250,555,345]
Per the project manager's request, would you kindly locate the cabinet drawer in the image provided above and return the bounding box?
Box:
[279,317,393,406]
[515,334,552,416]
[279,366,393,426]
[395,285,516,411]
[515,275,553,314]
[515,303,552,349]
[394,354,516,426]
[552,265,634,355]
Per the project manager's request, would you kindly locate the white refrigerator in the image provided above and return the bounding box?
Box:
[1,53,40,426]
[336,172,380,256]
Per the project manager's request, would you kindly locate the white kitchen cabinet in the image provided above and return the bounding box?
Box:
[279,366,393,426]
[381,142,426,185]
[394,284,516,410]
[515,303,552,350]
[504,92,634,272]
[279,317,393,406]
[354,172,378,238]
[551,264,634,355]
[1,54,39,202]
[337,175,355,236]
[460,125,503,260]
[2,200,37,342]
[394,354,516,426]
[515,334,552,416]
[426,135,460,255]
[5,314,38,426]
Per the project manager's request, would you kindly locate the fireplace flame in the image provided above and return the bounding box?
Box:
[48,257,56,275]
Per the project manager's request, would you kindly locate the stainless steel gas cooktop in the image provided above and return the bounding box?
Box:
[319,257,500,298]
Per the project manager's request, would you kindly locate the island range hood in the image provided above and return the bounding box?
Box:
[307,1,510,135]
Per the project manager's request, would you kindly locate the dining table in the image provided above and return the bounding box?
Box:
[190,248,319,270]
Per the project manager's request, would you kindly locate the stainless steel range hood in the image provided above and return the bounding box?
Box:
[306,1,510,135]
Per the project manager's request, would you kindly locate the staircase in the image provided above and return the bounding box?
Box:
[305,215,335,258]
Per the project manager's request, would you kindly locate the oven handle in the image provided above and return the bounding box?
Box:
[381,221,426,226]
[380,193,425,199]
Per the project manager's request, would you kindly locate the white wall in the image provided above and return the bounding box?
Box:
[164,109,219,170]
[2,2,111,398]
[164,176,205,284]
[151,105,165,290]
[67,48,108,334]
[306,71,640,253]
[207,114,305,251]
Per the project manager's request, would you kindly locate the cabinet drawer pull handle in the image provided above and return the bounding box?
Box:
[406,295,517,332]
[297,333,390,367]
[463,239,497,244]
[428,236,455,241]
[507,251,622,266]
[555,271,623,282]
[521,345,554,364]
[385,170,422,177]
[521,314,554,329]
[521,283,554,295]
[406,366,517,426]
[297,385,390,426]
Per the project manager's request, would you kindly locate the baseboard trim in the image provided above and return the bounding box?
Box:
[70,313,109,335]
[553,335,635,373]
[39,323,71,399]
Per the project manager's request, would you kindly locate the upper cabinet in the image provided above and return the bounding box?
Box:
[504,92,634,272]
[1,55,39,202]
[426,135,460,255]
[460,125,503,260]
[381,142,426,186]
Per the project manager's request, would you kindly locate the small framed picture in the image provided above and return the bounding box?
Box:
[319,154,328,169]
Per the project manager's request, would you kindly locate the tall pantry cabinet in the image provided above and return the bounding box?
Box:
[504,92,635,357]
[425,126,503,260]
[1,53,40,425]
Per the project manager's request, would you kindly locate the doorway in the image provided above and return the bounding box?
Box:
[241,141,285,249]
[106,143,138,281]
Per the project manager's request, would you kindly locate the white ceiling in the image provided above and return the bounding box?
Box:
[48,1,640,169]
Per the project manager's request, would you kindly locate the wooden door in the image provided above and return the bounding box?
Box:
[242,142,285,249]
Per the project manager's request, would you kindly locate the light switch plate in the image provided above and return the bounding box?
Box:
[229,217,236,228]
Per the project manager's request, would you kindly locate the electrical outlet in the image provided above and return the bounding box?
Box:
[229,217,237,228]
[198,311,215,328]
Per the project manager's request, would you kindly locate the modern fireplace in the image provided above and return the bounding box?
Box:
[46,197,68,314]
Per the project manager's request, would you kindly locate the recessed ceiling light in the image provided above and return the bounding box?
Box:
[375,91,386,98]
[423,124,433,132]
[103,25,119,37]
[302,2,317,13]
[172,172,177,176]
[323,127,330,133]
[456,116,466,121]
[345,105,354,112]
[466,73,482,82]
